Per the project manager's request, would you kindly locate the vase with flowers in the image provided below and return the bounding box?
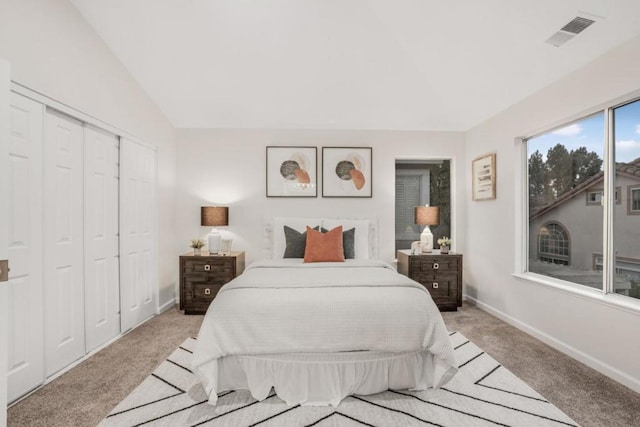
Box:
[189,239,205,255]
[437,237,452,254]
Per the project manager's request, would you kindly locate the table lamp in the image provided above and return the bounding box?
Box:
[201,206,229,254]
[414,205,439,253]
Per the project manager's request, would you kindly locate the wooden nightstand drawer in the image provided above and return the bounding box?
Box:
[183,275,228,292]
[183,259,235,278]
[179,251,245,314]
[417,274,458,306]
[183,280,225,311]
[410,256,459,273]
[397,250,463,311]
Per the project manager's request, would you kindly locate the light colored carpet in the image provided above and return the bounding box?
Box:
[99,332,577,427]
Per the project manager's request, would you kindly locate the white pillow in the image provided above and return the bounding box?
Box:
[321,219,370,259]
[272,217,323,259]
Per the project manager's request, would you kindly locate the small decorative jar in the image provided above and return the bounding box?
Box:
[220,238,233,256]
[440,245,450,254]
[193,247,201,256]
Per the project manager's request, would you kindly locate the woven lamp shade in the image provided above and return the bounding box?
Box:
[201,206,229,226]
[414,206,440,226]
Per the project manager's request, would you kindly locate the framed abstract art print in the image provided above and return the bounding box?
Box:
[266,146,317,197]
[322,147,372,198]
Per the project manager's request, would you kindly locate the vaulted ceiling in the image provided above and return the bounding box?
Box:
[69,0,640,131]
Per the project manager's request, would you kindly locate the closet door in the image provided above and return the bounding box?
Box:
[1,58,10,426]
[7,93,44,401]
[120,138,157,332]
[84,125,120,352]
[44,108,85,376]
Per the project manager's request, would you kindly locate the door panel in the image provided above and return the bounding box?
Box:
[1,58,10,425]
[84,125,120,352]
[44,108,85,377]
[7,92,44,401]
[120,139,157,332]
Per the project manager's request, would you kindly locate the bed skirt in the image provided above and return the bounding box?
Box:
[198,349,457,407]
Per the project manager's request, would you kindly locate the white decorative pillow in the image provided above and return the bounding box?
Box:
[272,217,323,259]
[321,219,370,259]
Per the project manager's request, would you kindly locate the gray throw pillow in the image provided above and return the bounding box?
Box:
[342,227,356,259]
[320,227,355,259]
[283,225,319,258]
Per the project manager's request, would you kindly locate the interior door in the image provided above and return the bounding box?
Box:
[7,92,44,401]
[0,57,11,427]
[44,108,85,377]
[84,124,120,352]
[120,138,157,332]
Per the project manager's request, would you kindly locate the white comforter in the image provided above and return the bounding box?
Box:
[192,259,457,405]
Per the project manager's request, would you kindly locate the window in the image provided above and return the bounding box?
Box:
[586,188,620,205]
[527,114,604,288]
[525,97,640,301]
[628,185,640,214]
[538,223,569,265]
[613,100,640,297]
[587,190,602,205]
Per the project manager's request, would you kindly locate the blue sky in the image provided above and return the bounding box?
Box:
[528,99,640,164]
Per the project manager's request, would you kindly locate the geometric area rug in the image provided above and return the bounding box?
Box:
[99,332,579,427]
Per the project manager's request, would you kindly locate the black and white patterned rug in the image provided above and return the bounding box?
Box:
[99,332,578,426]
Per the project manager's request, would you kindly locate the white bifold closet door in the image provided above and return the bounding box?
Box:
[1,57,10,427]
[6,93,44,401]
[84,125,120,352]
[43,108,85,377]
[120,138,157,332]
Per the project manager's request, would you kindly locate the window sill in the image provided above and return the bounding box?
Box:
[512,272,640,316]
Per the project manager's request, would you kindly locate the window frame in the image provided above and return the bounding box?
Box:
[516,91,640,313]
[628,185,640,215]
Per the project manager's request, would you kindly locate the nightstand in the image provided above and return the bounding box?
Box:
[179,251,245,314]
[397,250,462,311]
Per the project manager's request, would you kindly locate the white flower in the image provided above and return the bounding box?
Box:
[437,236,452,246]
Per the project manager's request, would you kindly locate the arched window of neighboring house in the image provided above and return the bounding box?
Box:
[538,222,570,265]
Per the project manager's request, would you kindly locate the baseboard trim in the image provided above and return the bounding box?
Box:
[157,297,176,314]
[465,295,640,394]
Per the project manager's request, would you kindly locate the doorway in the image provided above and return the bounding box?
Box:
[395,159,451,252]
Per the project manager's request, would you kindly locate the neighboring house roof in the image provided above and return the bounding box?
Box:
[530,160,640,221]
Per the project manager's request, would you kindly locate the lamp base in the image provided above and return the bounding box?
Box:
[420,226,433,253]
[208,229,221,254]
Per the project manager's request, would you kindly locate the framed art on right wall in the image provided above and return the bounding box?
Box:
[472,153,496,201]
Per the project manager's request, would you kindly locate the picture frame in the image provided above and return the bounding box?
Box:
[472,153,496,201]
[322,147,372,198]
[266,146,317,197]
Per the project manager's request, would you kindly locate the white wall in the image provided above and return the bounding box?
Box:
[465,34,640,392]
[0,0,178,306]
[175,129,465,268]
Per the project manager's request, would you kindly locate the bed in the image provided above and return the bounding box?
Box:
[191,218,458,407]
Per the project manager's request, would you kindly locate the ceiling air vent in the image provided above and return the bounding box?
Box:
[545,16,596,47]
[560,16,595,34]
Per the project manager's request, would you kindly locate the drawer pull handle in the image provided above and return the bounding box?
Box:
[433,262,439,270]
[204,288,211,295]
[433,282,439,289]
[204,265,211,271]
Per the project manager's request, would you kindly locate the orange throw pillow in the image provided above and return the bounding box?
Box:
[304,226,345,263]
